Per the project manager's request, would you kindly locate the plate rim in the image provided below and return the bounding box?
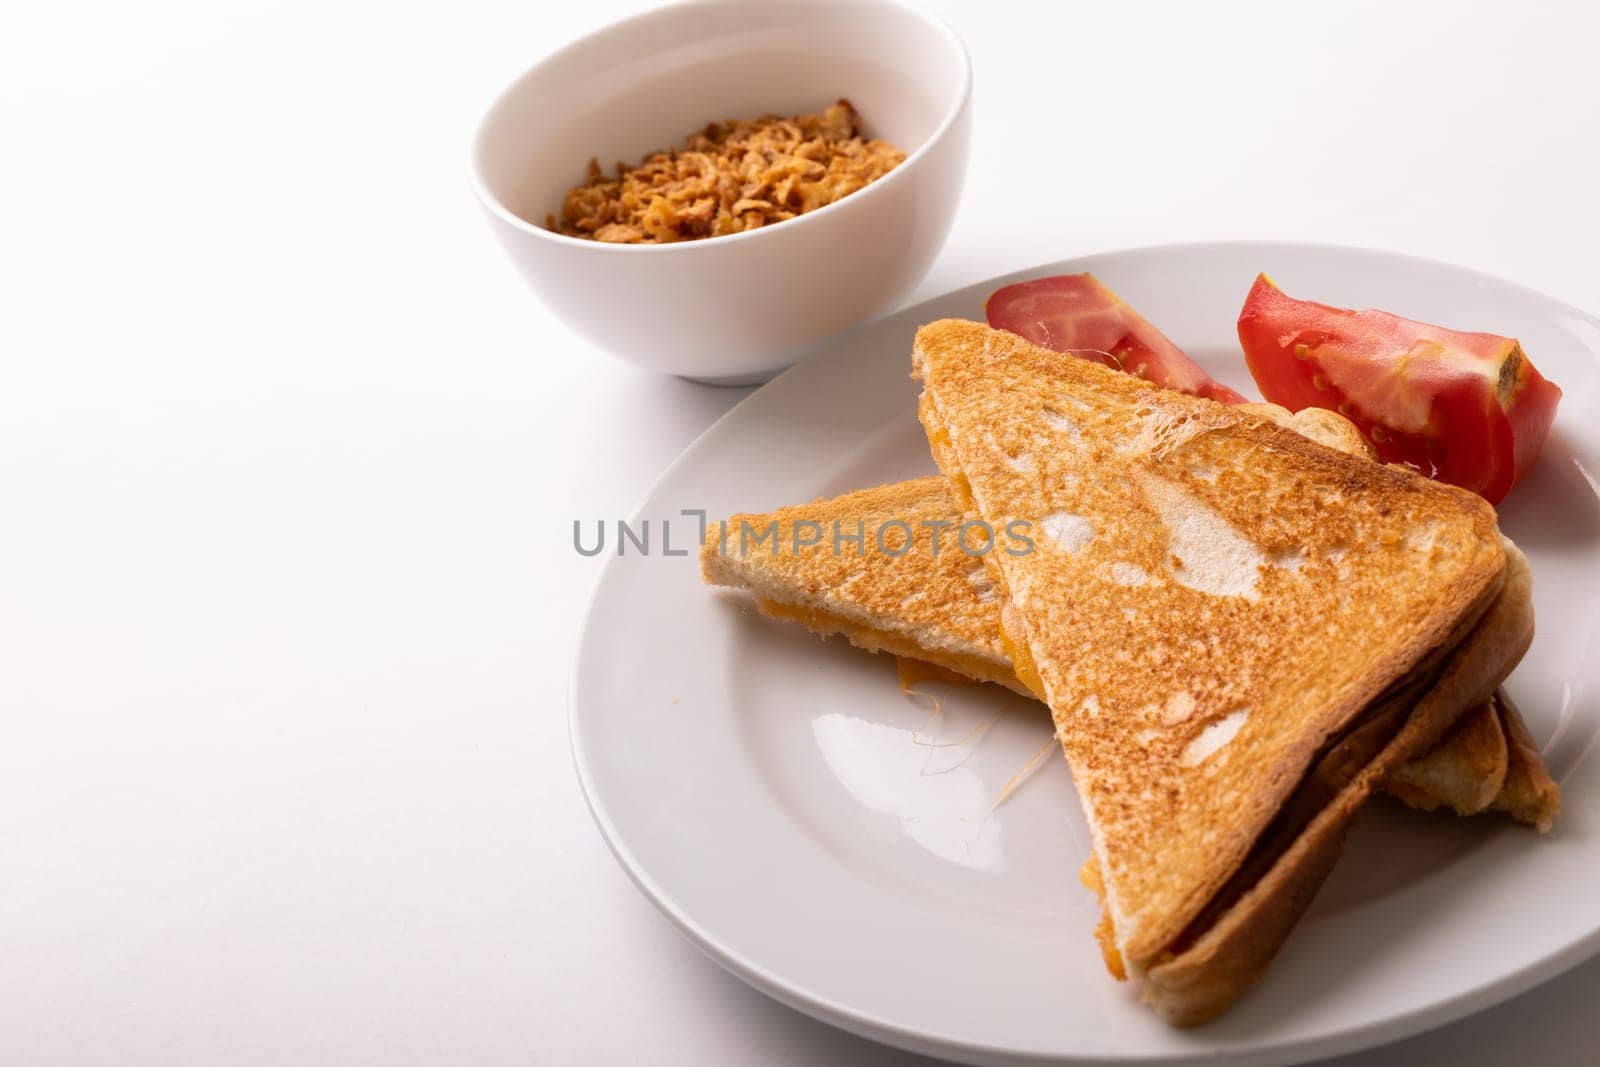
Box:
[569,239,1600,1066]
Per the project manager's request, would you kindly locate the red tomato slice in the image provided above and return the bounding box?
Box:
[1237,274,1561,504]
[986,274,1247,404]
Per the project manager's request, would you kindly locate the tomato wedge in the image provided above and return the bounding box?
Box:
[1237,274,1561,504]
[986,274,1246,404]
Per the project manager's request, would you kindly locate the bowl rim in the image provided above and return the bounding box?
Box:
[467,0,973,256]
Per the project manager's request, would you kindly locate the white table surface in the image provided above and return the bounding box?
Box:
[3,1,1597,1063]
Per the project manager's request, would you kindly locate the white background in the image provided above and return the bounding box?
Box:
[3,0,1598,1063]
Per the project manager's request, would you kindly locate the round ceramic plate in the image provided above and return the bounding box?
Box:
[570,242,1600,1066]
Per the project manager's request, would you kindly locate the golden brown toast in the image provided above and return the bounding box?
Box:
[1386,700,1508,814]
[1492,691,1561,832]
[701,478,1021,691]
[912,318,1512,1023]
[702,474,1551,825]
[700,385,1374,706]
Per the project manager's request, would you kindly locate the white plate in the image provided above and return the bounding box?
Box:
[570,242,1600,1066]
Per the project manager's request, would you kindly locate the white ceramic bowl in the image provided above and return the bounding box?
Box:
[470,0,972,384]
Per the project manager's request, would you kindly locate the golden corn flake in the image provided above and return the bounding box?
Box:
[547,100,905,244]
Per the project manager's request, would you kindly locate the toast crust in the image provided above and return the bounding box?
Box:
[1384,701,1509,815]
[913,319,1506,987]
[1493,690,1562,832]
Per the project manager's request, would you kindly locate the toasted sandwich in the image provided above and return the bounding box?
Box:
[701,407,1553,827]
[903,319,1528,1023]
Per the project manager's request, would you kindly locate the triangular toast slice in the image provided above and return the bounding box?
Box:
[911,319,1511,1022]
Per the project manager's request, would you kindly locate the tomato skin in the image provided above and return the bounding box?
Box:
[986,274,1247,404]
[1237,275,1561,505]
[1506,364,1563,491]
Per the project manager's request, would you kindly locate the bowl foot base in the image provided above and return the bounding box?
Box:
[679,367,789,387]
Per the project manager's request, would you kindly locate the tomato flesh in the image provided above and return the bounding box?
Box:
[1237,274,1561,504]
[986,274,1246,404]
